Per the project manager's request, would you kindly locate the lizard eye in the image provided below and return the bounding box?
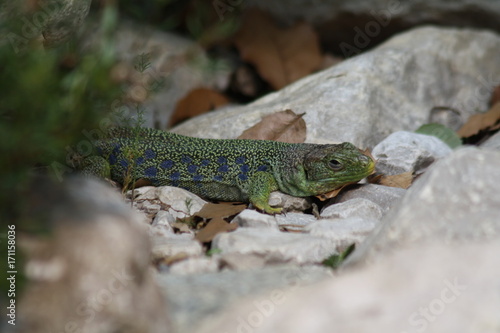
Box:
[328,159,343,171]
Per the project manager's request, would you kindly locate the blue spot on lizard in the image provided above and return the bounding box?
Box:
[144,166,157,178]
[160,160,174,169]
[187,164,198,174]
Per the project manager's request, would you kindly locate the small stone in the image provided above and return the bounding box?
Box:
[372,131,452,175]
[305,217,378,251]
[334,184,406,215]
[152,234,203,260]
[275,212,318,231]
[157,186,207,219]
[213,228,339,265]
[321,198,383,221]
[169,257,220,275]
[142,202,161,215]
[268,191,312,212]
[219,253,267,271]
[152,210,176,232]
[127,186,158,200]
[232,209,279,229]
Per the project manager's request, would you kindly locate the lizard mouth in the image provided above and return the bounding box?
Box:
[318,157,376,188]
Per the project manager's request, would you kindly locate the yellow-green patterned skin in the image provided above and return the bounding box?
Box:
[81,128,375,214]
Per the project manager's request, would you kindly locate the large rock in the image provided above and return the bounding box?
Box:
[346,147,500,266]
[193,239,500,333]
[481,131,500,150]
[172,27,500,148]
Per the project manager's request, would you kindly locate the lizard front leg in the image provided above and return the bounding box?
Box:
[247,171,283,215]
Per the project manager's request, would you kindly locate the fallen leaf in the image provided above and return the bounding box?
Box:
[161,252,190,266]
[415,123,462,148]
[457,102,500,138]
[316,183,354,201]
[194,202,247,219]
[490,85,500,106]
[195,217,237,243]
[368,172,414,189]
[170,87,230,127]
[232,8,322,90]
[319,54,343,70]
[238,109,306,143]
[172,222,191,233]
[360,148,376,165]
[133,178,153,188]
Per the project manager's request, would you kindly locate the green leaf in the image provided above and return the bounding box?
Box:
[206,248,222,257]
[415,123,462,148]
[322,244,356,269]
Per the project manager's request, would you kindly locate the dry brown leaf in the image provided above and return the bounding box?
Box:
[194,202,247,219]
[172,222,191,233]
[369,172,414,189]
[360,148,376,164]
[194,218,238,243]
[319,54,343,70]
[161,252,190,266]
[316,183,353,201]
[232,8,322,90]
[133,178,153,188]
[490,85,500,106]
[169,87,230,127]
[238,109,306,143]
[457,103,500,138]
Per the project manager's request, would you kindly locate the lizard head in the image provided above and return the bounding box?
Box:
[299,142,375,195]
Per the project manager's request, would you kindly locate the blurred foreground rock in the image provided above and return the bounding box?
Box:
[193,240,500,333]
[347,147,500,266]
[16,177,170,333]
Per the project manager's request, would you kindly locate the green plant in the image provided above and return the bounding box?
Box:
[0,3,120,224]
[322,244,356,269]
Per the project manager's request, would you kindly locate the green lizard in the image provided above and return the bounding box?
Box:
[80,127,375,214]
